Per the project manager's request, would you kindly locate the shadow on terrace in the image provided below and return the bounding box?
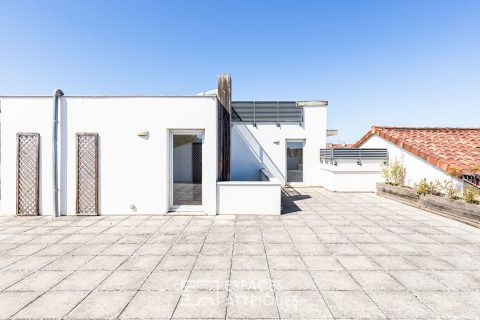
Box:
[281,186,311,214]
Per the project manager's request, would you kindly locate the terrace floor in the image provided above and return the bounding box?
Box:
[1,188,480,319]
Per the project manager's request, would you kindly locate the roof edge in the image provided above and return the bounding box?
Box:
[353,126,480,175]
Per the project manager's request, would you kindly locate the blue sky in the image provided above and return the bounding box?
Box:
[1,0,479,142]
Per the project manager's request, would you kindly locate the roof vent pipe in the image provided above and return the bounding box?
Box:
[52,89,64,218]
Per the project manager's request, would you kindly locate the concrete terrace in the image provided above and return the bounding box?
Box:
[1,188,480,319]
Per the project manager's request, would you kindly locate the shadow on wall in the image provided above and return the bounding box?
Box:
[231,124,285,182]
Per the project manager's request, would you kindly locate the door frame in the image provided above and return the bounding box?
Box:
[285,139,305,186]
[169,129,204,212]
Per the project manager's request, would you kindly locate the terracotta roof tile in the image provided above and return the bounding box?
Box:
[352,126,480,174]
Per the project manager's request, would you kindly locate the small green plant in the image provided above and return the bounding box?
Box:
[442,180,461,200]
[415,178,429,195]
[428,179,443,196]
[382,159,406,186]
[414,178,443,196]
[463,186,480,205]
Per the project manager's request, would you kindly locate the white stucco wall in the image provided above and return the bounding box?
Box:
[0,97,55,214]
[319,160,383,192]
[1,96,218,216]
[217,179,281,215]
[231,105,327,186]
[360,135,462,188]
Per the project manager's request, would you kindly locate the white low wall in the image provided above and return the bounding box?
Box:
[320,161,383,192]
[217,176,281,215]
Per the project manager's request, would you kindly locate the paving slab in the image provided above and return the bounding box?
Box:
[1,188,480,319]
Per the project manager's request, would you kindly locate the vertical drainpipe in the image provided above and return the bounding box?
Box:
[52,89,64,218]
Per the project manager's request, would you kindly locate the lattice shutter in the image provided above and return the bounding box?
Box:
[76,133,99,215]
[192,142,202,183]
[17,133,40,216]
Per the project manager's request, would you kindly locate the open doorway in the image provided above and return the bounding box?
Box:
[170,130,203,211]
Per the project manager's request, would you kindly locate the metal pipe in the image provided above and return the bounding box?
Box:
[52,89,64,218]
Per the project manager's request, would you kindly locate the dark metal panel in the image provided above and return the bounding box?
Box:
[232,101,302,123]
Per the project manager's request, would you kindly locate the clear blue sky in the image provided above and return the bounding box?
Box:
[1,0,479,143]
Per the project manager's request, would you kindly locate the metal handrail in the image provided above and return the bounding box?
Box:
[320,148,388,166]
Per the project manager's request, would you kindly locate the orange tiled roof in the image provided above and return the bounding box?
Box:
[352,126,480,174]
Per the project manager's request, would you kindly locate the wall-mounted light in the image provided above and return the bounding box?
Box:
[137,130,149,137]
[273,140,280,145]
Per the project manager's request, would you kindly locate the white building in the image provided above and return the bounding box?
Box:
[0,75,330,216]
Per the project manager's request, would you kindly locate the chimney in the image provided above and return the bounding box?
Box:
[217,74,231,181]
[217,74,231,113]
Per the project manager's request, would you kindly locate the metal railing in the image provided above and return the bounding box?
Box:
[232,101,303,125]
[462,173,480,188]
[320,148,388,165]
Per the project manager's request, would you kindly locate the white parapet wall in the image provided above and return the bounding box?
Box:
[319,160,384,192]
[217,170,281,215]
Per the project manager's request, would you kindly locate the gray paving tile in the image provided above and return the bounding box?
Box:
[233,242,265,256]
[6,270,71,292]
[276,290,332,319]
[0,270,31,291]
[141,270,190,291]
[0,291,40,320]
[350,271,405,291]
[227,290,279,319]
[119,290,181,319]
[80,255,128,271]
[67,290,136,319]
[230,270,273,291]
[369,292,436,319]
[322,290,385,319]
[390,270,448,291]
[232,255,268,270]
[311,271,360,290]
[169,243,203,256]
[370,255,418,270]
[186,269,230,291]
[52,270,111,291]
[267,256,306,270]
[118,255,162,272]
[13,290,89,319]
[98,270,150,291]
[336,255,381,271]
[194,255,231,270]
[173,290,228,319]
[41,255,94,271]
[415,291,479,319]
[271,270,317,291]
[156,255,197,271]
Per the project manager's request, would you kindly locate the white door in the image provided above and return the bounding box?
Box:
[170,130,204,211]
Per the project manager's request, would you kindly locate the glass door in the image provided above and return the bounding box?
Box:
[286,140,304,183]
[170,131,203,210]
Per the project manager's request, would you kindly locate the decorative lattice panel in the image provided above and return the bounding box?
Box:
[192,142,202,183]
[17,133,40,216]
[76,133,99,215]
